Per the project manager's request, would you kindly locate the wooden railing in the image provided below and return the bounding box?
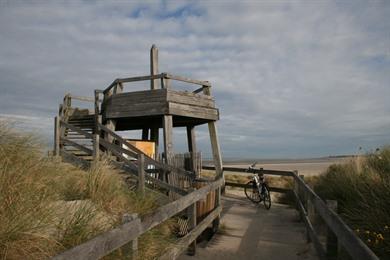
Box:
[52,178,223,260]
[203,165,379,260]
[102,72,211,96]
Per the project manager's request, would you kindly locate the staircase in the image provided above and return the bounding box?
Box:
[62,114,95,162]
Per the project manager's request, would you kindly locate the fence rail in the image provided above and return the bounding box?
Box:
[53,178,223,260]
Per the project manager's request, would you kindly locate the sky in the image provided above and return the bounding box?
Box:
[0,1,389,159]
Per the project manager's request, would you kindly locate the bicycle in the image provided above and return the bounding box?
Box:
[244,162,271,209]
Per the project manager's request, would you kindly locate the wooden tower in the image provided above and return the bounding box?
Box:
[98,45,223,179]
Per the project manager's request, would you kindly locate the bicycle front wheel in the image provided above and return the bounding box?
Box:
[244,181,261,203]
[263,184,271,210]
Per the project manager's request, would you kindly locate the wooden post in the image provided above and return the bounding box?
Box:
[187,193,197,256]
[138,154,145,196]
[122,213,139,259]
[150,45,159,90]
[93,116,101,162]
[186,125,198,177]
[163,115,173,165]
[150,45,160,157]
[326,200,338,259]
[54,116,60,156]
[150,127,159,159]
[208,122,223,181]
[299,174,311,242]
[203,85,223,184]
[142,128,149,140]
[93,134,100,162]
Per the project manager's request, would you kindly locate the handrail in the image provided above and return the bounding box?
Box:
[292,172,379,260]
[97,122,195,178]
[202,165,379,260]
[102,72,211,95]
[52,177,223,260]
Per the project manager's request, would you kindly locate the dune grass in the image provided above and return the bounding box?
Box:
[0,121,174,259]
[313,148,390,258]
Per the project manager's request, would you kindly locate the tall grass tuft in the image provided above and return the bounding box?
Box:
[0,121,163,259]
[314,147,390,257]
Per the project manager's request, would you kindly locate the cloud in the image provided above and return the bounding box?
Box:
[0,1,389,158]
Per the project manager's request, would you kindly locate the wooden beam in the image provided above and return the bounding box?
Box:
[207,122,223,180]
[165,73,211,87]
[202,166,294,177]
[163,115,173,164]
[151,45,159,90]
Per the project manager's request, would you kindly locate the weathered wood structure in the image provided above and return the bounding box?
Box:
[53,45,224,258]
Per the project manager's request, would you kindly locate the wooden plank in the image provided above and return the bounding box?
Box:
[293,174,379,260]
[163,115,173,164]
[202,166,294,177]
[52,216,142,260]
[60,120,93,139]
[168,102,219,121]
[141,177,223,233]
[159,206,222,259]
[165,73,211,87]
[150,45,159,89]
[60,150,91,169]
[193,86,204,94]
[61,138,93,155]
[106,102,168,119]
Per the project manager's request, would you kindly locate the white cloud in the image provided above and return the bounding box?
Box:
[0,1,389,158]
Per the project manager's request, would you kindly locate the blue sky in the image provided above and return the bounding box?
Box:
[0,1,389,159]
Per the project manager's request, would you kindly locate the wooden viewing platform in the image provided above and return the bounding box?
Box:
[52,45,379,260]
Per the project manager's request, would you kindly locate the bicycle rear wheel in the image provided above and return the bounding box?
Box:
[244,181,261,203]
[262,184,271,210]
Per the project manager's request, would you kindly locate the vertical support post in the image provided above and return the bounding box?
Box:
[163,115,173,165]
[187,194,197,256]
[150,45,159,90]
[150,127,159,159]
[150,44,160,157]
[54,116,60,156]
[93,134,100,162]
[208,122,223,181]
[326,200,338,259]
[142,128,149,140]
[93,115,101,162]
[138,154,145,196]
[122,213,139,259]
[186,125,198,177]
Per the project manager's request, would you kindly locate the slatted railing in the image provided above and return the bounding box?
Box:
[203,165,379,260]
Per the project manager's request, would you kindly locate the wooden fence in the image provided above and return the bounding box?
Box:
[203,165,379,260]
[52,177,223,260]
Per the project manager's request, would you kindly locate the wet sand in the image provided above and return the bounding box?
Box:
[220,157,350,176]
